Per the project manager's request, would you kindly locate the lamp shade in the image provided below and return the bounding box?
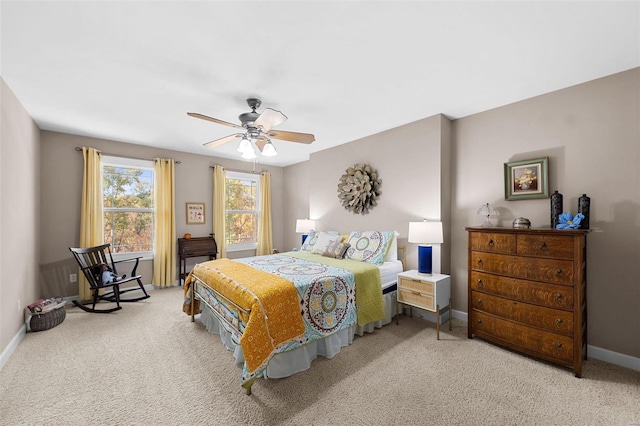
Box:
[296,219,316,234]
[408,221,443,244]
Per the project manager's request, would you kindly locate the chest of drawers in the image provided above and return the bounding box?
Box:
[466,227,588,377]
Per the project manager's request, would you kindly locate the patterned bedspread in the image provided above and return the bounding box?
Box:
[184,252,384,385]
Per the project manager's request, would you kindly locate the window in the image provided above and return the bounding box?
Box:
[102,156,154,258]
[225,171,260,251]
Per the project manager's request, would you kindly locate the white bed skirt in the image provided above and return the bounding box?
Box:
[198,290,397,379]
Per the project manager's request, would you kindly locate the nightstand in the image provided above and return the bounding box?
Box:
[396,270,452,339]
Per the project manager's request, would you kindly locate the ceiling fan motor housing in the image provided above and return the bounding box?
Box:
[238,98,262,127]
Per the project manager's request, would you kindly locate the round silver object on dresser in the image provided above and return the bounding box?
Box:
[512,217,531,228]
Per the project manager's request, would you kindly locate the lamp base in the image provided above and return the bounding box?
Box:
[301,234,309,245]
[417,245,433,275]
[481,216,494,227]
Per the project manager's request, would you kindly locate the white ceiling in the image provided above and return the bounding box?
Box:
[2,1,639,167]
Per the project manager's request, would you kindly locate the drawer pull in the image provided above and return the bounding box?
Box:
[488,239,494,247]
[477,259,483,266]
[554,293,563,300]
[540,242,547,250]
[556,269,563,275]
[477,299,483,306]
[477,319,482,325]
[412,291,421,296]
[555,342,563,349]
[556,318,563,326]
[477,279,483,287]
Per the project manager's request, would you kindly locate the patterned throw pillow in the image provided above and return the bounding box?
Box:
[311,232,342,254]
[322,241,351,259]
[345,231,395,265]
[301,230,340,251]
[300,230,318,251]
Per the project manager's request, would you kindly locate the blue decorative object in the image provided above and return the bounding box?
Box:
[418,245,433,274]
[556,212,585,230]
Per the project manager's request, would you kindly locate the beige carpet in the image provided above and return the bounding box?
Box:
[1,286,638,426]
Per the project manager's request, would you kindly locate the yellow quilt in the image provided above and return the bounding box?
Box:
[183,258,305,374]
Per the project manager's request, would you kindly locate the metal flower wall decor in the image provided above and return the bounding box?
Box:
[337,163,382,215]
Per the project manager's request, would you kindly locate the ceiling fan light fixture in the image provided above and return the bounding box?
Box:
[262,141,277,157]
[241,145,257,159]
[237,137,252,153]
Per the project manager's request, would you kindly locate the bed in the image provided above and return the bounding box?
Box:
[183,230,403,394]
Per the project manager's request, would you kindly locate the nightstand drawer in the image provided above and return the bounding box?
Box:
[399,277,434,294]
[398,289,434,311]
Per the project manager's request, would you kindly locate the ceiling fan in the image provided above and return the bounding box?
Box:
[188,98,315,158]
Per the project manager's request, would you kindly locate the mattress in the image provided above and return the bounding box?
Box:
[379,260,403,292]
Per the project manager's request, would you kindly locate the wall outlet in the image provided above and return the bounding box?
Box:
[69,273,77,283]
[17,299,21,312]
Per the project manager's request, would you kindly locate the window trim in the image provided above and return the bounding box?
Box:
[102,155,155,260]
[225,170,260,252]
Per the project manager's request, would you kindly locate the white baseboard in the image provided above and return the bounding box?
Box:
[587,345,640,372]
[0,323,26,371]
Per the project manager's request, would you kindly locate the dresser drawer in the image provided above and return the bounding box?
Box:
[470,232,516,254]
[398,289,434,311]
[398,277,434,295]
[471,310,573,362]
[517,234,575,260]
[471,291,573,336]
[470,271,574,310]
[471,252,574,285]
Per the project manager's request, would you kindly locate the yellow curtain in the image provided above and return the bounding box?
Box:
[79,147,103,300]
[257,172,273,255]
[213,165,227,258]
[153,158,176,287]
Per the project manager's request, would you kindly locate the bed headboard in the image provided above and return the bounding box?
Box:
[398,245,406,271]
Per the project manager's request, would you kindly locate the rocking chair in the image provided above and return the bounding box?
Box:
[69,244,150,313]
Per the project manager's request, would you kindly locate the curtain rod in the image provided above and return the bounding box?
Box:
[75,147,181,164]
[210,165,269,174]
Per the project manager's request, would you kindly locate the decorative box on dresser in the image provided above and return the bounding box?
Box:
[465,227,588,377]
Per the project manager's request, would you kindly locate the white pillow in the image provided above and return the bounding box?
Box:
[312,232,342,254]
[384,231,400,262]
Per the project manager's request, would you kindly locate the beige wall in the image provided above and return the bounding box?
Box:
[451,68,640,358]
[284,114,452,274]
[2,68,638,363]
[283,68,639,360]
[38,131,285,296]
[1,78,41,356]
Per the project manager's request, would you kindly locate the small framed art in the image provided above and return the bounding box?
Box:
[186,202,205,224]
[504,157,549,200]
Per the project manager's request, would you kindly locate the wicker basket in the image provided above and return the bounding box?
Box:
[30,302,66,332]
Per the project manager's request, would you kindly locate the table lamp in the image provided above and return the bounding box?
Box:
[408,221,443,275]
[477,202,499,227]
[296,219,316,244]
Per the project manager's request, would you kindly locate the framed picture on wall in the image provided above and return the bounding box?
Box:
[186,202,205,224]
[504,157,549,200]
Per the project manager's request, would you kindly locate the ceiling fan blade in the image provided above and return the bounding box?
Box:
[187,112,243,129]
[255,137,268,152]
[266,129,315,144]
[203,133,244,149]
[254,108,287,132]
